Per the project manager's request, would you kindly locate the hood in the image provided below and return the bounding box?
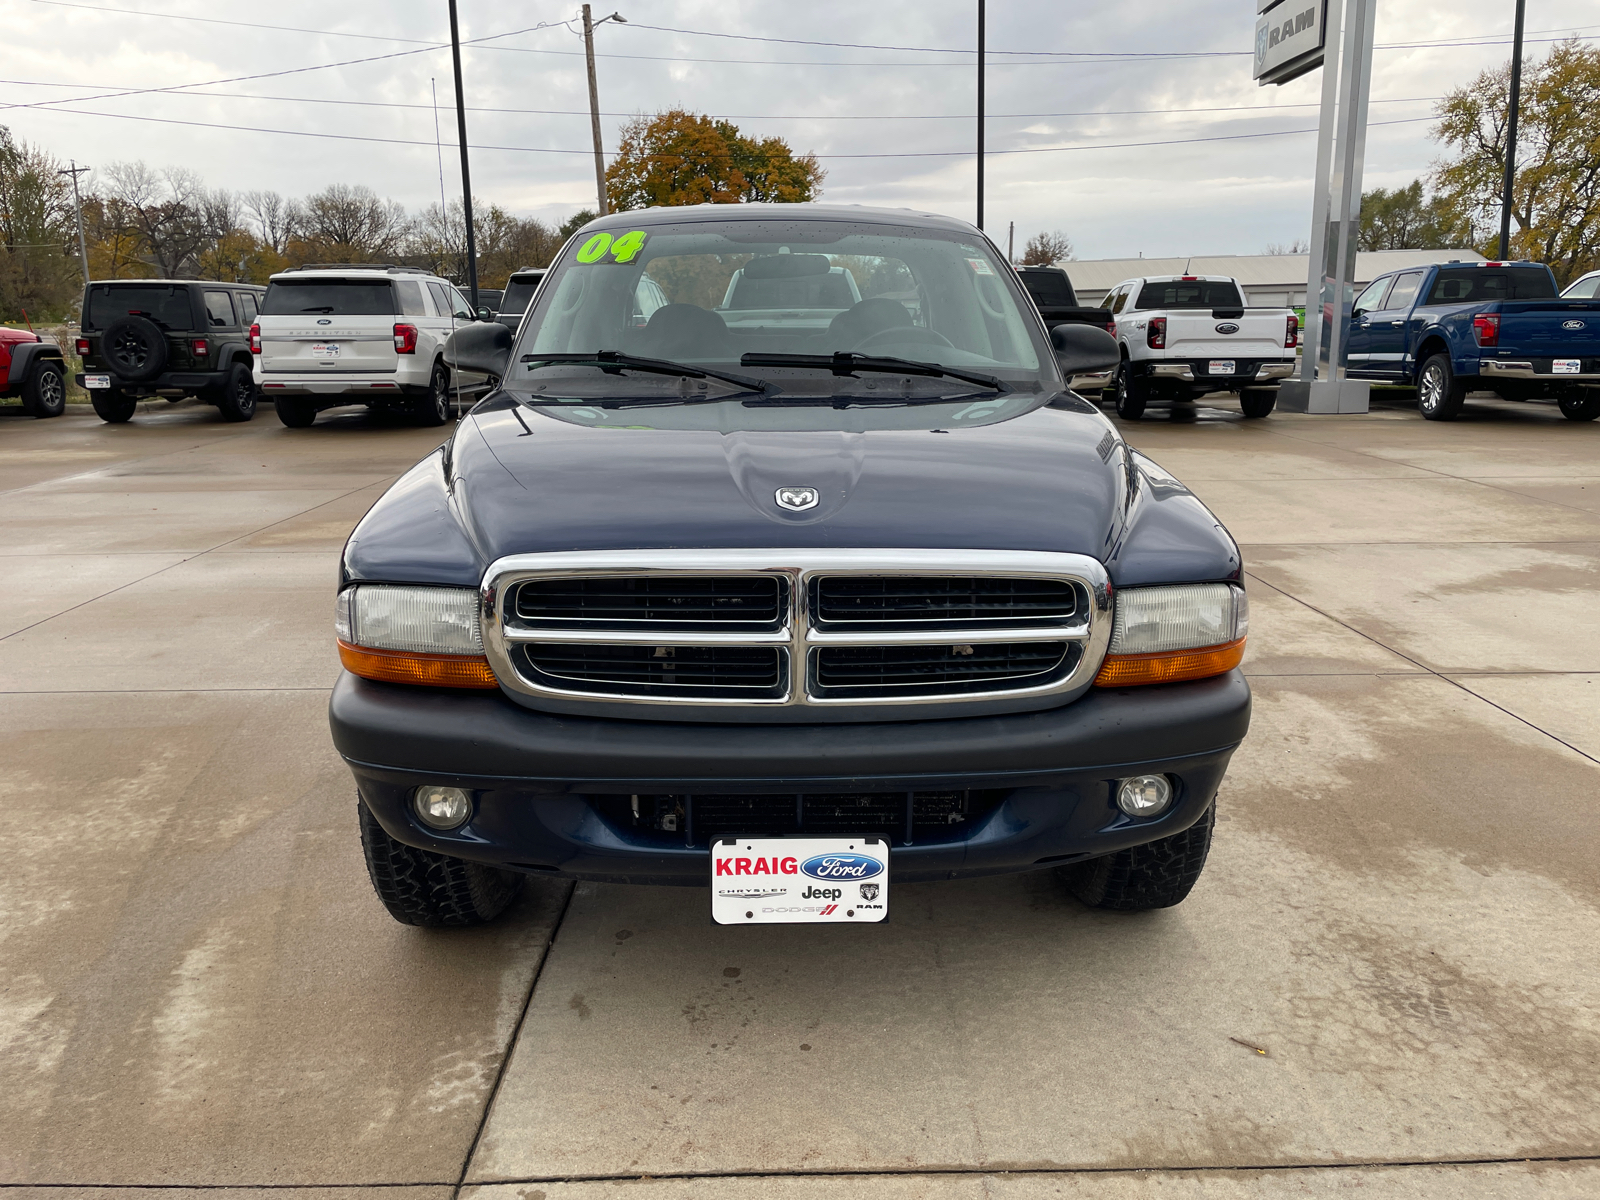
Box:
[447,395,1127,562]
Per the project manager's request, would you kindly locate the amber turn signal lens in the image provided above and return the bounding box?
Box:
[1094,638,1245,688]
[338,641,499,689]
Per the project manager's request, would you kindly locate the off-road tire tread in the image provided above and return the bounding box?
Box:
[217,361,257,422]
[91,389,138,423]
[1062,804,1214,911]
[22,358,67,417]
[358,798,520,927]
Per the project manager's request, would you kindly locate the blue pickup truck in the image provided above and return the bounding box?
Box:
[1344,261,1600,422]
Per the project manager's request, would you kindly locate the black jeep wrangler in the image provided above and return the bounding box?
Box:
[76,280,266,423]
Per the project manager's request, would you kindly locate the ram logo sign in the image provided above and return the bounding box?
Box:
[1254,0,1327,85]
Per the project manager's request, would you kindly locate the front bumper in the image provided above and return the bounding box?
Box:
[330,669,1252,886]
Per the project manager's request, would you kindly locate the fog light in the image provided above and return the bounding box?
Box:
[413,785,473,830]
[1116,775,1173,818]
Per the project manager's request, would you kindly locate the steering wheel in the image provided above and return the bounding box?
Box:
[852,326,955,352]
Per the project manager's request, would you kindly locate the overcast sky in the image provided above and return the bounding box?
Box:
[5,0,1597,260]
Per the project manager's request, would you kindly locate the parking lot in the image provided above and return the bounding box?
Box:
[2,392,1597,1198]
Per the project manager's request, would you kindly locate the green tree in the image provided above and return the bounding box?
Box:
[606,110,824,212]
[1431,38,1600,283]
[1358,179,1470,251]
[559,209,597,239]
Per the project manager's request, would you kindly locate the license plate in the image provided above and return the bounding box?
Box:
[83,374,110,389]
[1208,360,1236,376]
[311,343,340,359]
[710,836,888,925]
[1553,358,1582,374]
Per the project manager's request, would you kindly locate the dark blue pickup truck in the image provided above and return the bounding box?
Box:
[1344,261,1600,421]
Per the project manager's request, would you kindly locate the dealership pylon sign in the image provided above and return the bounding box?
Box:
[1257,0,1376,414]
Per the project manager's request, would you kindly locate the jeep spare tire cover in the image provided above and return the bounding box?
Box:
[102,315,169,382]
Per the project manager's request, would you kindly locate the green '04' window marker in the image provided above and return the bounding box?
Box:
[576,233,613,263]
[609,230,648,263]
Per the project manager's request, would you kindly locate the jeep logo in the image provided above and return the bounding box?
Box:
[1215,322,1240,335]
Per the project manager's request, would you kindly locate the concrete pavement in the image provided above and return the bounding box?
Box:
[1,392,1596,1196]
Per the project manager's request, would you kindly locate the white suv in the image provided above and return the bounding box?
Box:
[253,265,486,428]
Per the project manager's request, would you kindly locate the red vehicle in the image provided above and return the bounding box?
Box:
[0,327,67,418]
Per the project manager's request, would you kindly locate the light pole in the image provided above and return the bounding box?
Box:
[1498,0,1527,260]
[976,0,985,229]
[59,160,91,285]
[447,0,479,306]
[582,6,626,217]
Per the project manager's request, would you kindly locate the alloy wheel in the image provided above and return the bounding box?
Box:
[1418,364,1443,414]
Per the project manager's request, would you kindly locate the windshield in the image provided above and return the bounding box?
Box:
[1425,268,1557,304]
[517,218,1046,386]
[261,279,396,316]
[84,285,196,331]
[1135,280,1244,309]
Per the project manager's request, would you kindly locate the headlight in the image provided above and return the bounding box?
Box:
[336,584,497,689]
[1095,583,1247,687]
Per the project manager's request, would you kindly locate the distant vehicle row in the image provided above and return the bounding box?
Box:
[69,265,550,427]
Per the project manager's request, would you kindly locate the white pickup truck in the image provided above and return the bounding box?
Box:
[1100,274,1298,420]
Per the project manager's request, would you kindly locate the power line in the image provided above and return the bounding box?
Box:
[0,77,1446,122]
[18,103,1436,160]
[22,0,1598,68]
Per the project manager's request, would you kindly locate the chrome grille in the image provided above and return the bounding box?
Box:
[812,641,1074,697]
[480,549,1112,714]
[519,644,786,698]
[516,576,784,631]
[812,576,1078,628]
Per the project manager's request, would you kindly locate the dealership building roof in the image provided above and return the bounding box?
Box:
[1059,249,1486,307]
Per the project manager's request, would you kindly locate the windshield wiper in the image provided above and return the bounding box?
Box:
[739,352,1009,395]
[298,306,336,314]
[519,350,771,394]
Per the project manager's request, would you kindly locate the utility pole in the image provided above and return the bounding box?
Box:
[447,0,479,306]
[1498,0,1527,261]
[976,0,985,229]
[582,6,627,217]
[59,160,91,285]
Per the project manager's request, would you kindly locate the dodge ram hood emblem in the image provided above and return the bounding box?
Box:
[775,486,819,511]
[1215,322,1240,335]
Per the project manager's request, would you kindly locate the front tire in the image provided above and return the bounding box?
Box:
[1059,804,1215,911]
[91,389,138,423]
[1558,390,1600,422]
[274,396,317,428]
[358,799,521,927]
[1111,360,1148,420]
[415,360,452,426]
[1239,387,1276,419]
[1416,353,1466,421]
[217,362,258,422]
[22,359,67,418]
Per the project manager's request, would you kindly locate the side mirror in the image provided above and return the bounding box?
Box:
[445,321,513,382]
[476,307,494,322]
[1051,322,1119,378]
[1350,308,1365,321]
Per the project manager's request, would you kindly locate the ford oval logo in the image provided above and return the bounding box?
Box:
[800,853,883,881]
[1563,319,1586,330]
[1215,322,1240,335]
[317,318,332,325]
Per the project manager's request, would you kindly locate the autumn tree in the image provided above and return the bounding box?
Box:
[606,110,824,212]
[1432,38,1600,283]
[1021,230,1074,266]
[290,183,408,263]
[0,126,80,319]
